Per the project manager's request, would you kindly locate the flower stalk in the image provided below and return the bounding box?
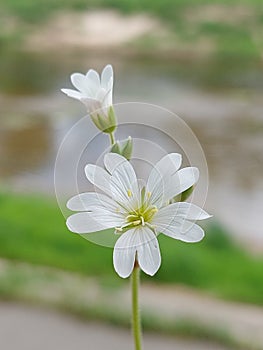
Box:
[109,132,115,146]
[131,261,142,350]
[62,63,211,350]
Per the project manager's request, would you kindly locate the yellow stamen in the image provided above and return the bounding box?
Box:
[132,220,141,226]
[147,191,151,198]
[126,214,138,220]
[127,189,133,198]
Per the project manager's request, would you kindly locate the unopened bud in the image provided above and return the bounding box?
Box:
[111,141,121,154]
[121,136,133,160]
[111,136,133,160]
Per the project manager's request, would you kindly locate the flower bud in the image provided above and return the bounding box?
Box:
[121,136,133,160]
[111,136,133,160]
[111,141,121,154]
[61,65,117,134]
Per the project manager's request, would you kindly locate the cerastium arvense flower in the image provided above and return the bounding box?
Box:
[67,152,210,278]
[62,64,117,138]
[61,64,211,350]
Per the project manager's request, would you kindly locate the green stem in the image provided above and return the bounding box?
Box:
[131,263,142,350]
[109,132,115,145]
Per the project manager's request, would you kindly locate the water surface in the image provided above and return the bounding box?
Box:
[0,51,263,249]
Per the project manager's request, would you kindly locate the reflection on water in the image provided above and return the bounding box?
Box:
[1,49,263,95]
[0,50,263,249]
[0,50,62,95]
[191,116,263,190]
[0,115,52,177]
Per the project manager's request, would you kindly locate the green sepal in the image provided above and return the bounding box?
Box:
[90,113,103,131]
[90,106,117,134]
[173,185,194,202]
[111,141,121,154]
[108,106,117,128]
[121,136,133,160]
[110,136,133,161]
[102,125,117,134]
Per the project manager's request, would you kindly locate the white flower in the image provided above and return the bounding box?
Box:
[66,153,211,278]
[61,64,113,115]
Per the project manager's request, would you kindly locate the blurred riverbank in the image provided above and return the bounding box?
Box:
[1,2,263,62]
[1,3,263,348]
[1,51,263,249]
[1,258,263,349]
[0,302,234,350]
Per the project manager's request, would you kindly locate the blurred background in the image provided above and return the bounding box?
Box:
[0,0,263,349]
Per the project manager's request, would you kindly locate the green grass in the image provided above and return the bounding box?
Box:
[0,0,262,23]
[1,0,263,60]
[0,191,263,305]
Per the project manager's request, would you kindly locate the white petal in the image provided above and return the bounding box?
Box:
[104,153,127,174]
[148,153,182,185]
[67,192,119,212]
[136,226,161,276]
[107,76,114,91]
[105,154,139,209]
[161,221,205,243]
[158,202,211,221]
[103,77,113,106]
[85,164,112,197]
[70,73,89,94]
[113,227,161,278]
[86,69,100,89]
[180,221,205,242]
[163,167,199,202]
[96,87,107,104]
[61,88,83,100]
[152,205,182,230]
[101,64,113,90]
[146,153,182,206]
[66,211,122,234]
[152,206,205,243]
[80,97,102,114]
[113,230,136,278]
[101,86,113,108]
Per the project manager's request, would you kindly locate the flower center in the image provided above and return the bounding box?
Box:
[115,205,158,233]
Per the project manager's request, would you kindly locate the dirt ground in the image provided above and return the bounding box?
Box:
[0,302,232,350]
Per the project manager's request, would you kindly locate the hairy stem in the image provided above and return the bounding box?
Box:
[109,132,115,145]
[131,263,142,350]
